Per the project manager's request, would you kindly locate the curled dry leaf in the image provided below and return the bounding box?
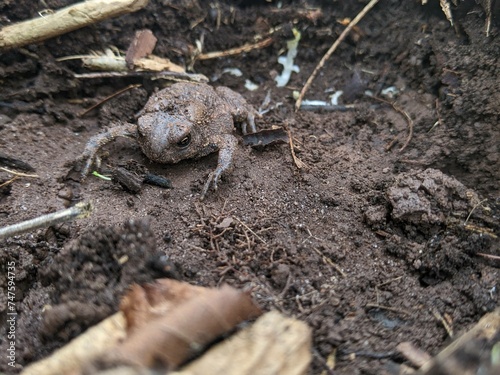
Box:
[120,278,207,334]
[0,152,35,172]
[242,128,289,147]
[125,29,157,69]
[101,279,262,370]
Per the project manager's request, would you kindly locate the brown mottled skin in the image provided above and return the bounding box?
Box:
[78,82,258,198]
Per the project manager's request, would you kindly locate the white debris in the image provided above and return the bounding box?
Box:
[222,68,243,77]
[330,90,344,105]
[275,29,301,87]
[300,100,329,106]
[381,86,399,98]
[211,67,244,81]
[244,79,259,91]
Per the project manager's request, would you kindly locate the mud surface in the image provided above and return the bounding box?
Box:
[0,1,499,374]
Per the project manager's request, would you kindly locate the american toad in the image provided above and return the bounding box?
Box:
[77,82,258,198]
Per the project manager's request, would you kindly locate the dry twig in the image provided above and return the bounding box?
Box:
[476,252,500,261]
[372,96,414,152]
[366,303,411,316]
[286,124,306,169]
[463,198,488,226]
[78,84,141,117]
[0,202,92,240]
[295,0,380,110]
[73,70,208,83]
[0,0,148,50]
[432,308,454,338]
[198,37,273,60]
[312,247,346,278]
[0,167,39,188]
[234,217,267,244]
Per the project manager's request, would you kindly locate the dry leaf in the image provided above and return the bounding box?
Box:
[243,128,289,147]
[120,278,206,333]
[125,29,157,69]
[100,280,262,370]
[134,55,185,72]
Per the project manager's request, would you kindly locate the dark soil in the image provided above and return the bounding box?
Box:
[1,1,499,374]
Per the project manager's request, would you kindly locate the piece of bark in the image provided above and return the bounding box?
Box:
[112,167,143,194]
[21,312,126,375]
[0,0,149,50]
[417,307,500,375]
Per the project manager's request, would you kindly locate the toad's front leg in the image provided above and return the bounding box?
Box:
[201,134,238,199]
[76,123,137,180]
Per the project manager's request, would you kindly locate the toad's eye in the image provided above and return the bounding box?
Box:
[177,134,191,148]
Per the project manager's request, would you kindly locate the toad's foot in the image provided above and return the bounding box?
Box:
[75,123,137,180]
[215,86,259,135]
[200,134,237,200]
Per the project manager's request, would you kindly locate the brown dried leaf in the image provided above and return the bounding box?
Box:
[242,127,289,147]
[120,278,206,334]
[125,29,157,69]
[108,280,262,370]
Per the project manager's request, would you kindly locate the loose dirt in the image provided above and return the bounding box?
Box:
[0,1,498,374]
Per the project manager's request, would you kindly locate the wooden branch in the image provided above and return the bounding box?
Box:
[418,308,500,374]
[0,0,149,51]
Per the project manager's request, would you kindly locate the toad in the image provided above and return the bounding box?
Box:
[77,82,258,198]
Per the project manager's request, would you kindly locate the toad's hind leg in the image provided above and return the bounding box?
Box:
[201,134,238,199]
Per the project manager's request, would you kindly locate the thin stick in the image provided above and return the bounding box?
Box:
[366,303,411,316]
[476,252,500,261]
[78,84,141,117]
[198,37,273,60]
[431,308,454,338]
[0,176,19,188]
[295,0,380,110]
[0,167,39,178]
[371,96,413,152]
[464,198,488,226]
[234,217,266,244]
[286,125,306,169]
[312,247,346,278]
[377,276,403,288]
[464,224,497,238]
[0,202,92,240]
[73,70,208,83]
[0,0,149,51]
